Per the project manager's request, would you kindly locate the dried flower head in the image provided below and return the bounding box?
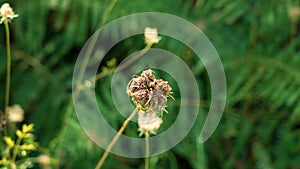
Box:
[0,3,18,24]
[6,104,24,122]
[137,110,163,136]
[144,27,161,45]
[126,69,172,114]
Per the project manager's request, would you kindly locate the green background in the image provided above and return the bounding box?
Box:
[0,0,300,168]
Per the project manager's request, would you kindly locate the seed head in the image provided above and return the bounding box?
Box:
[126,69,172,114]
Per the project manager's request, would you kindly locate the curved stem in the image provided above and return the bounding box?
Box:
[55,43,151,168]
[94,107,139,169]
[54,0,119,167]
[54,31,97,168]
[90,43,152,83]
[53,92,78,168]
[96,0,118,30]
[117,43,152,72]
[145,133,149,169]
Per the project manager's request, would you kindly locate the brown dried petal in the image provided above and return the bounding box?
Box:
[126,69,171,111]
[155,79,172,96]
[148,89,167,110]
[141,69,155,82]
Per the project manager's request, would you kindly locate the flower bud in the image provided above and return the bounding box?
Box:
[0,3,18,24]
[144,27,161,45]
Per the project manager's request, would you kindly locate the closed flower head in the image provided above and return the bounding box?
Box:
[144,27,161,45]
[0,3,18,24]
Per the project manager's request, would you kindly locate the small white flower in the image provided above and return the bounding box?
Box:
[144,27,161,45]
[6,104,24,122]
[0,3,18,24]
[137,110,163,136]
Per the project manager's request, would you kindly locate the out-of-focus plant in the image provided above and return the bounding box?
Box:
[0,2,18,135]
[0,3,50,169]
[0,0,299,168]
[1,123,36,168]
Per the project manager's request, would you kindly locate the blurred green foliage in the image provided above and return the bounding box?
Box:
[0,0,300,168]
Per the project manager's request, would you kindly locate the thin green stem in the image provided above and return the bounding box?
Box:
[53,92,78,168]
[12,134,23,162]
[54,0,119,167]
[77,1,120,83]
[94,107,139,169]
[55,43,151,168]
[15,157,40,165]
[116,43,152,72]
[92,43,152,168]
[244,8,257,116]
[4,20,11,110]
[96,0,118,30]
[3,20,11,136]
[90,43,152,83]
[53,29,98,168]
[145,133,149,169]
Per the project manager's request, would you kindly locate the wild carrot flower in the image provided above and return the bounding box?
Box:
[144,27,161,45]
[0,3,18,24]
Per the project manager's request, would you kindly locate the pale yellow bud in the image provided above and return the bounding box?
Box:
[0,3,18,24]
[144,27,161,45]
